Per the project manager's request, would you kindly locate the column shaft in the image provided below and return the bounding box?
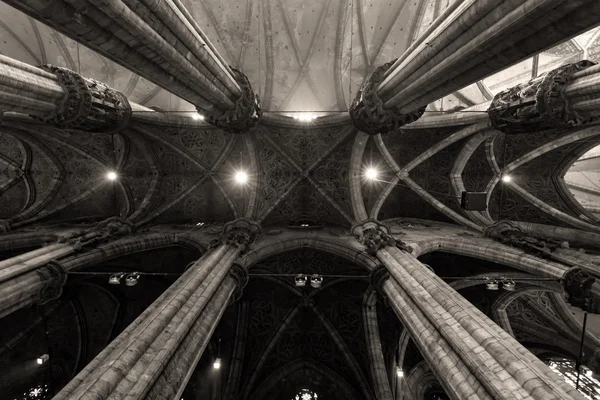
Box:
[380,246,585,400]
[378,0,600,114]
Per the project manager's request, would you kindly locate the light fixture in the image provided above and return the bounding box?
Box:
[37,354,49,365]
[235,170,248,184]
[501,175,512,183]
[365,167,378,180]
[292,113,317,122]
[396,366,404,378]
[300,223,309,227]
[295,274,308,287]
[213,358,221,369]
[485,279,499,291]
[310,274,323,288]
[192,113,205,120]
[125,272,140,287]
[106,171,118,181]
[502,279,516,291]
[108,273,124,285]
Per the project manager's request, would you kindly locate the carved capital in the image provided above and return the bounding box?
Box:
[94,217,136,237]
[35,260,67,305]
[349,60,426,135]
[484,220,560,257]
[33,65,131,133]
[352,219,411,256]
[229,263,249,303]
[488,60,597,134]
[563,267,595,312]
[206,67,262,133]
[369,265,390,299]
[221,218,261,253]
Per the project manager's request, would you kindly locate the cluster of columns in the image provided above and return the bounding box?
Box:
[353,220,588,400]
[350,0,600,135]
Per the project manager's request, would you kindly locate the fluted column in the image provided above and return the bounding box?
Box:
[53,218,259,400]
[5,0,262,132]
[351,0,600,134]
[353,220,586,400]
[0,217,134,318]
[363,289,394,400]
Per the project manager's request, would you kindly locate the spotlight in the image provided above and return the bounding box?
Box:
[108,273,124,285]
[37,354,49,365]
[502,279,516,291]
[192,113,205,120]
[125,272,140,287]
[501,175,512,183]
[106,171,118,181]
[310,274,323,288]
[396,366,404,378]
[213,358,221,370]
[485,278,499,291]
[365,168,378,180]
[292,113,316,122]
[295,274,308,287]
[235,171,248,184]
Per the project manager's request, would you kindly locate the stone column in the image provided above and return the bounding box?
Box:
[353,220,586,400]
[0,217,134,318]
[350,0,600,134]
[53,219,259,400]
[363,289,394,400]
[5,0,262,131]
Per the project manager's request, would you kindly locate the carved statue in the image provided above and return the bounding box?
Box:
[206,67,262,133]
[488,60,597,134]
[349,60,427,135]
[484,221,562,258]
[352,219,412,256]
[212,218,261,254]
[32,65,132,133]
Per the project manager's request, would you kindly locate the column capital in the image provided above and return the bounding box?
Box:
[220,218,261,253]
[229,263,249,303]
[349,60,426,135]
[206,67,262,134]
[59,217,135,249]
[352,219,411,256]
[488,60,597,134]
[563,267,595,312]
[33,65,132,133]
[484,220,566,257]
[34,260,67,305]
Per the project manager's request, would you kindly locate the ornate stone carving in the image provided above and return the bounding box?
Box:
[349,60,427,135]
[35,260,67,305]
[369,265,390,299]
[229,263,249,303]
[352,219,412,256]
[206,67,262,133]
[484,220,563,257]
[32,65,131,133]
[488,60,597,134]
[563,267,595,311]
[219,218,261,253]
[60,217,135,249]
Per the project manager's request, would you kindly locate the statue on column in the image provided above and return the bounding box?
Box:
[32,65,132,133]
[488,60,597,133]
[205,67,262,134]
[351,219,412,256]
[60,217,135,250]
[213,218,261,254]
[349,60,427,135]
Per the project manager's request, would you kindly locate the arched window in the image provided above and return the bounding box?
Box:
[547,358,600,399]
[565,144,600,219]
[292,388,319,400]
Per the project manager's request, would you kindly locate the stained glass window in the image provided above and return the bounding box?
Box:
[292,388,318,400]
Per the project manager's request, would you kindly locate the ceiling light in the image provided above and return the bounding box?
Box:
[125,272,140,287]
[108,273,124,285]
[396,366,404,378]
[310,274,323,288]
[106,171,118,181]
[501,175,512,183]
[213,358,221,369]
[485,279,499,290]
[502,279,516,291]
[295,274,308,287]
[365,168,378,180]
[37,354,49,365]
[292,113,316,122]
[235,171,248,184]
[192,113,205,120]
